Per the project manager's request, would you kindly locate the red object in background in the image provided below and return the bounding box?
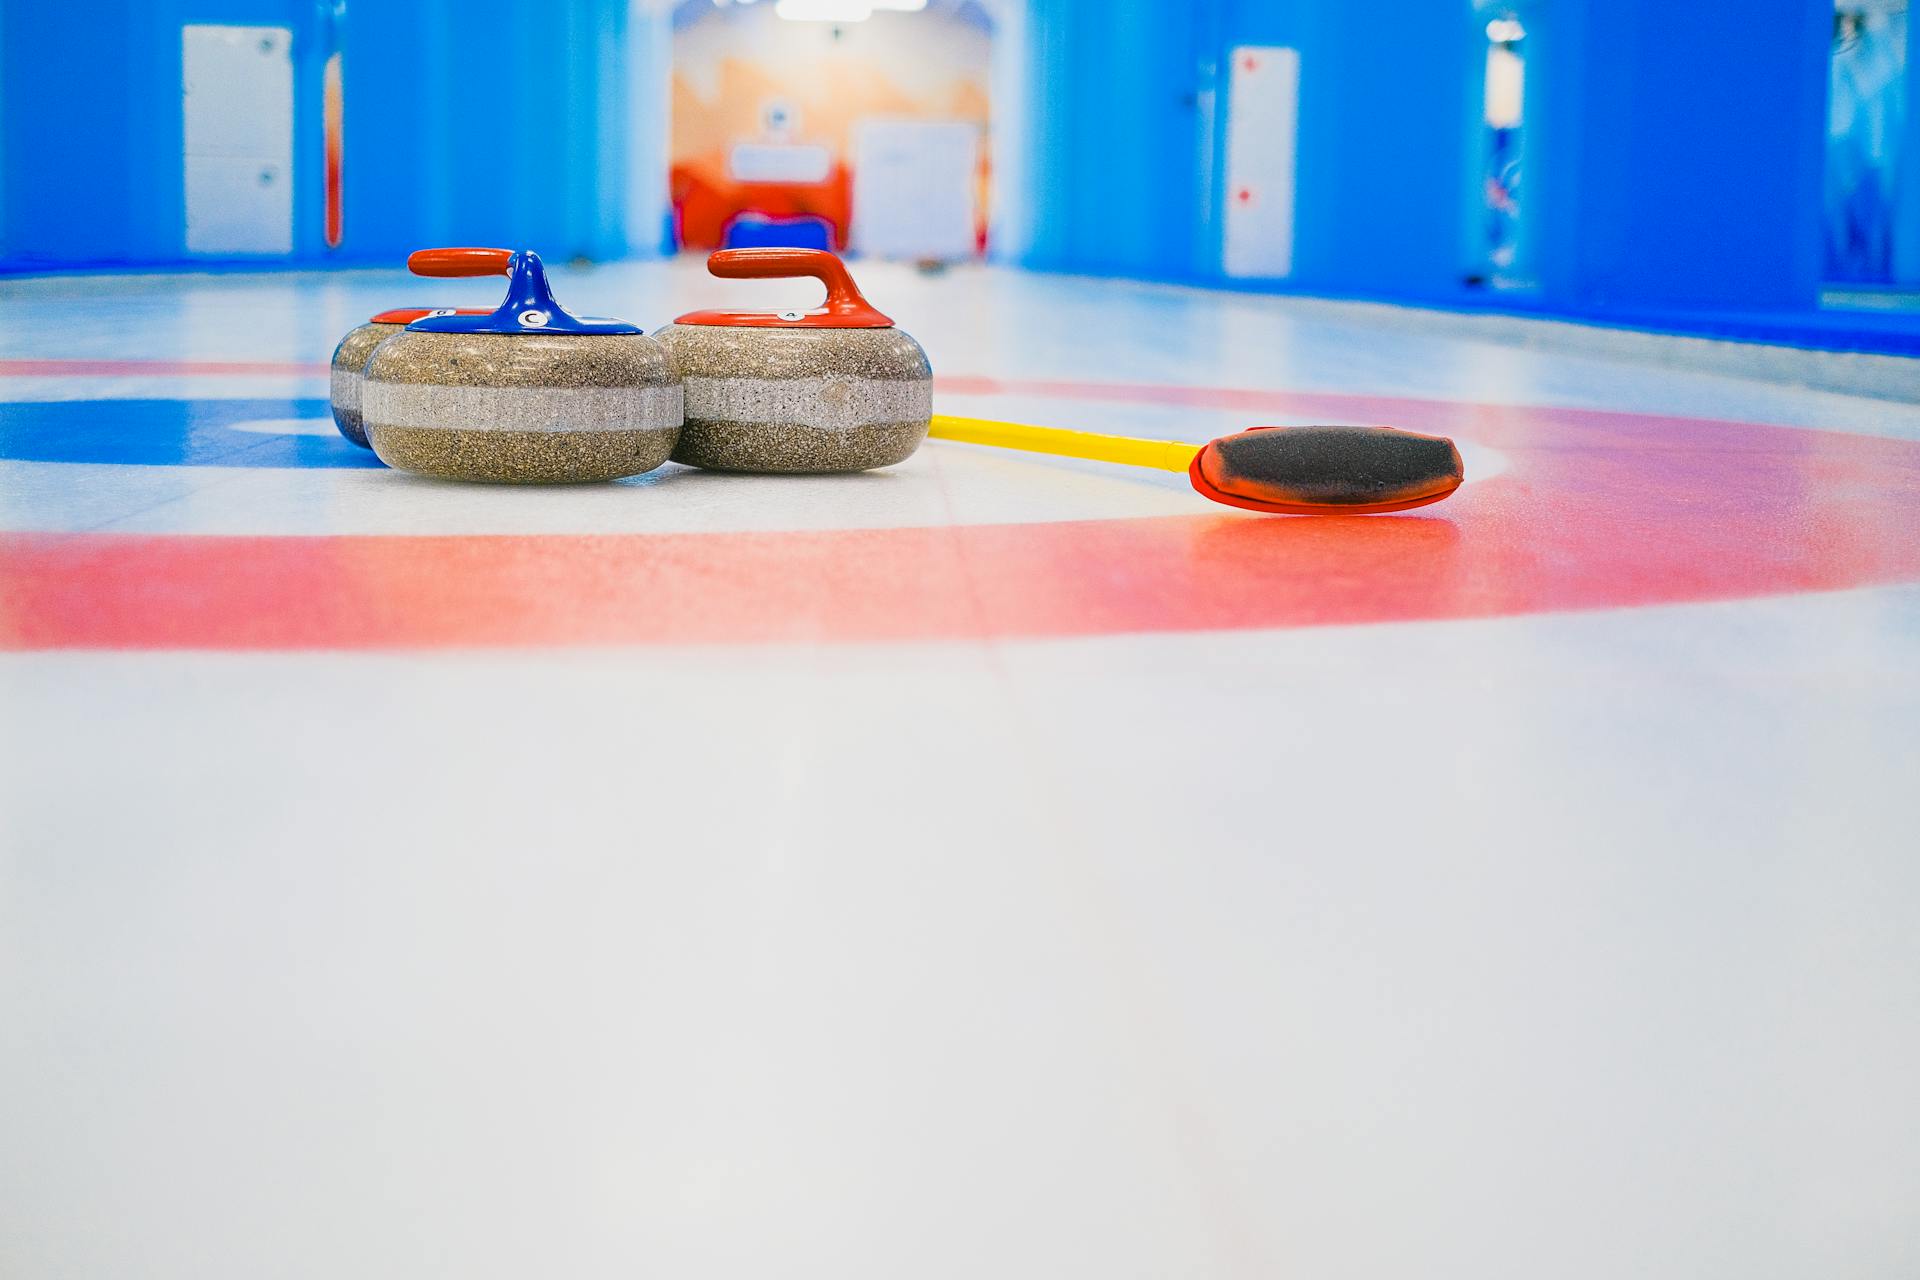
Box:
[671,158,852,251]
[322,52,344,248]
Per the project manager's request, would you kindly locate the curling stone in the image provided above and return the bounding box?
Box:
[653,248,931,473]
[327,247,514,448]
[331,308,486,448]
[360,249,682,484]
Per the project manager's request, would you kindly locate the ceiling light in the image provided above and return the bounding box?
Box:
[776,0,873,19]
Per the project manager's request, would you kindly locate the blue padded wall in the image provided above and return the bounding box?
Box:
[1,0,213,269]
[1018,0,1209,279]
[339,0,636,261]
[1215,0,1480,297]
[1905,49,1920,283]
[0,0,1891,348]
[1015,0,1855,333]
[0,0,651,271]
[1524,0,1832,310]
[1018,0,1482,296]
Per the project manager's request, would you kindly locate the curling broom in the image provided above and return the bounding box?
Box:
[928,415,1463,515]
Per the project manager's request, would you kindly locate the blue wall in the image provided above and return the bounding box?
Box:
[337,0,637,261]
[0,0,647,271]
[0,0,1893,345]
[2,1,205,268]
[1019,0,1481,297]
[1525,0,1831,310]
[1015,0,1847,326]
[1229,0,1480,298]
[1906,39,1920,283]
[1018,0,1209,279]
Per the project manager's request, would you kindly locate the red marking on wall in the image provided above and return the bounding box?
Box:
[323,52,344,249]
[3,400,1918,651]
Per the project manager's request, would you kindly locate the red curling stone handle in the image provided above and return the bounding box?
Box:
[679,248,894,328]
[407,247,514,278]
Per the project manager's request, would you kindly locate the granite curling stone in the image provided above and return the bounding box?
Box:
[360,248,682,484]
[653,248,931,474]
[331,308,488,448]
[328,247,514,448]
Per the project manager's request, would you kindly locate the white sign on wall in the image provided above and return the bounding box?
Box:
[1222,45,1300,279]
[183,25,293,255]
[727,143,834,185]
[851,119,978,262]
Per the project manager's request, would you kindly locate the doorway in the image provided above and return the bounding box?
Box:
[666,0,996,263]
[1825,0,1913,293]
[1471,14,1529,288]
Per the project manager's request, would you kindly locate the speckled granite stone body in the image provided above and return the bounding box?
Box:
[653,324,932,473]
[329,321,402,448]
[362,330,682,484]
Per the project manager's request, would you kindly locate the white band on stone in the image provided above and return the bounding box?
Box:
[681,375,931,430]
[361,382,684,434]
[330,368,362,412]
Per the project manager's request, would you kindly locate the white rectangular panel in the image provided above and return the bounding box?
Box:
[183,24,293,255]
[850,119,978,262]
[185,157,293,256]
[726,143,833,185]
[1223,45,1299,279]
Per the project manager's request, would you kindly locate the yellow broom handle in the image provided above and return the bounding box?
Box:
[929,414,1201,474]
